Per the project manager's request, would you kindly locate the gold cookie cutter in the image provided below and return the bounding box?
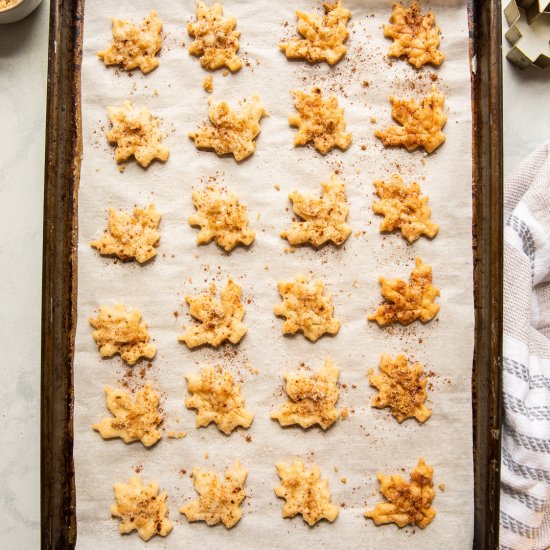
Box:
[504,0,550,68]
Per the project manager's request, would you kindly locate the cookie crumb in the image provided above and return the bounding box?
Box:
[167,431,187,439]
[202,75,213,93]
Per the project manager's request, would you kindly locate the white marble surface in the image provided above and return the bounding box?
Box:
[503,61,550,175]
[0,1,547,545]
[0,1,49,547]
[502,7,550,175]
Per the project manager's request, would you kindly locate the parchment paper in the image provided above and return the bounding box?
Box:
[74,1,475,548]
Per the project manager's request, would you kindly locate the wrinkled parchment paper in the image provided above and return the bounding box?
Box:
[74,1,474,547]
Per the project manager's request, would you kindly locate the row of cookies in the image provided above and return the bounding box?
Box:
[99,2,443,75]
[98,1,447,164]
[90,172,438,262]
[89,260,439,362]
[93,354,430,448]
[105,85,446,168]
[111,457,436,541]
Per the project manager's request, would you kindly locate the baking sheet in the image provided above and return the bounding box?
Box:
[74,1,475,548]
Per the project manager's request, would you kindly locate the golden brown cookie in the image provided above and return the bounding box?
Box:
[93,383,163,447]
[107,100,169,167]
[188,1,242,72]
[91,204,161,263]
[179,279,247,348]
[111,477,173,541]
[98,11,163,73]
[368,354,431,423]
[275,460,339,526]
[375,87,446,154]
[185,366,253,434]
[89,304,157,365]
[280,1,351,65]
[271,357,341,430]
[289,87,352,154]
[281,173,352,247]
[369,257,440,326]
[274,274,340,341]
[189,95,267,161]
[383,2,444,69]
[365,458,436,528]
[189,184,255,251]
[180,461,247,528]
[372,175,438,243]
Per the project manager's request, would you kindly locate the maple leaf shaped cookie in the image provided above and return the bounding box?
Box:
[93,383,163,447]
[189,95,267,161]
[179,279,247,348]
[275,460,340,526]
[384,2,445,69]
[111,477,173,541]
[89,304,157,365]
[91,204,161,263]
[188,1,242,72]
[107,100,170,167]
[280,1,351,65]
[289,87,352,155]
[180,461,247,528]
[274,274,340,341]
[375,87,447,154]
[372,174,438,243]
[97,11,163,74]
[185,366,254,434]
[368,354,431,423]
[369,257,440,326]
[365,458,436,529]
[281,173,352,248]
[189,185,255,251]
[272,357,341,430]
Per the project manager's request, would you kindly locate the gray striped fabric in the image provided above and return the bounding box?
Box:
[501,142,550,550]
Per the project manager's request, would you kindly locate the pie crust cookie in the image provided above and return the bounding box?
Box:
[189,95,267,161]
[93,383,163,447]
[280,1,351,65]
[369,257,440,326]
[180,461,247,528]
[107,100,170,167]
[364,458,436,529]
[179,279,247,348]
[271,357,341,430]
[375,87,446,154]
[281,173,352,248]
[372,174,438,243]
[274,274,340,341]
[384,2,445,69]
[368,354,431,423]
[98,11,163,74]
[289,87,352,155]
[188,1,242,72]
[91,204,161,263]
[185,366,254,434]
[275,460,340,526]
[111,477,173,541]
[189,185,255,251]
[89,304,157,365]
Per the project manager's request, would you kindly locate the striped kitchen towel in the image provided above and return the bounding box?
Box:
[501,141,550,550]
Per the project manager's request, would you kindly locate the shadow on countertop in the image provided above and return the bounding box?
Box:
[0,0,48,59]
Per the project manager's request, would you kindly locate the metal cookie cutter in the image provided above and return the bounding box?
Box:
[504,0,550,68]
